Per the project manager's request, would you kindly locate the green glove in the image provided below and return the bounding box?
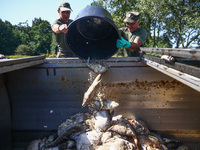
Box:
[116,37,131,49]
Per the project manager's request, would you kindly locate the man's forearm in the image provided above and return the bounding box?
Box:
[52,24,61,34]
[128,42,139,50]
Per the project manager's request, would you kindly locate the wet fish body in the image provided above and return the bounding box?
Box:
[100,131,113,144]
[42,125,83,149]
[82,74,102,107]
[111,116,137,138]
[76,130,102,150]
[129,119,150,135]
[86,59,109,74]
[58,113,90,136]
[90,99,119,110]
[95,110,112,132]
[96,137,136,150]
[26,139,41,150]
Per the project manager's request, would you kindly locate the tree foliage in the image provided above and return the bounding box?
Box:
[0,0,199,56]
[0,19,21,55]
[15,44,33,55]
[0,18,53,56]
[31,18,52,54]
[92,0,200,48]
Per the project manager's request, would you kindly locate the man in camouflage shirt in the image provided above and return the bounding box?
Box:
[116,12,147,57]
[52,1,75,58]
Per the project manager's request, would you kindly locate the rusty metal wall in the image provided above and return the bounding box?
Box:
[4,58,200,149]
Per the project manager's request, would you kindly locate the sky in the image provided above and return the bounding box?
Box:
[0,0,94,26]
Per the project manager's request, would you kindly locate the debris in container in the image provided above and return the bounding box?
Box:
[27,139,43,150]
[42,125,83,149]
[86,57,110,74]
[94,110,113,132]
[82,58,110,107]
[27,112,191,150]
[27,61,190,150]
[89,98,119,110]
[27,111,190,150]
[82,73,103,107]
[161,55,175,63]
[0,54,6,59]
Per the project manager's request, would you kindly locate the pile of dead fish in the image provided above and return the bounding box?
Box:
[27,62,190,150]
[27,111,190,150]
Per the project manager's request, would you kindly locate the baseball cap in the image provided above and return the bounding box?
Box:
[58,1,72,12]
[124,12,140,23]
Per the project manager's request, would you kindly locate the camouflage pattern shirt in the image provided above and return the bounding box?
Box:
[51,19,73,52]
[116,27,147,57]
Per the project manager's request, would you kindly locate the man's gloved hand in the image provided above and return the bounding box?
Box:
[116,37,131,49]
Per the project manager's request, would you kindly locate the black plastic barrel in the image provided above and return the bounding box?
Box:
[65,5,120,60]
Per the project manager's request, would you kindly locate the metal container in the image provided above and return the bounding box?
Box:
[0,56,200,149]
[65,5,120,60]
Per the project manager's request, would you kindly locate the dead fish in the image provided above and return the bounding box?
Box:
[110,115,137,138]
[94,110,113,132]
[138,134,162,150]
[109,115,139,149]
[176,145,190,150]
[129,119,150,135]
[82,74,102,107]
[26,139,41,150]
[65,140,76,149]
[58,113,91,136]
[96,137,136,150]
[90,99,119,110]
[85,117,95,131]
[76,130,102,150]
[100,131,113,144]
[46,134,57,144]
[41,125,83,149]
[149,132,165,145]
[163,138,181,149]
[86,58,109,74]
[27,138,59,150]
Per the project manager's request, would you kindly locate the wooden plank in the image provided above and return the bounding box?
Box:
[140,47,200,60]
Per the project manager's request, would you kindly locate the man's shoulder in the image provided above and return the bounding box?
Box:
[51,19,61,26]
[67,19,73,25]
[51,19,73,26]
[68,19,73,23]
[137,27,147,34]
[119,27,128,32]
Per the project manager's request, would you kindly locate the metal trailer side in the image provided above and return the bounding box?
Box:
[0,56,200,149]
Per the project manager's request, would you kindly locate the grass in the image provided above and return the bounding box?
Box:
[145,53,162,57]
[7,55,32,59]
[6,54,57,59]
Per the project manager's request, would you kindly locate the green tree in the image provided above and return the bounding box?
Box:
[92,0,200,48]
[163,0,200,48]
[0,19,21,55]
[31,18,52,54]
[50,33,57,55]
[16,21,32,45]
[15,44,34,55]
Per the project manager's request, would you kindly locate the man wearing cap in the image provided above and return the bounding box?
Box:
[116,12,147,57]
[52,1,75,58]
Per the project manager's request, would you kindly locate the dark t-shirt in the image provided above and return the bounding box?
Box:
[51,19,73,52]
[116,27,147,57]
